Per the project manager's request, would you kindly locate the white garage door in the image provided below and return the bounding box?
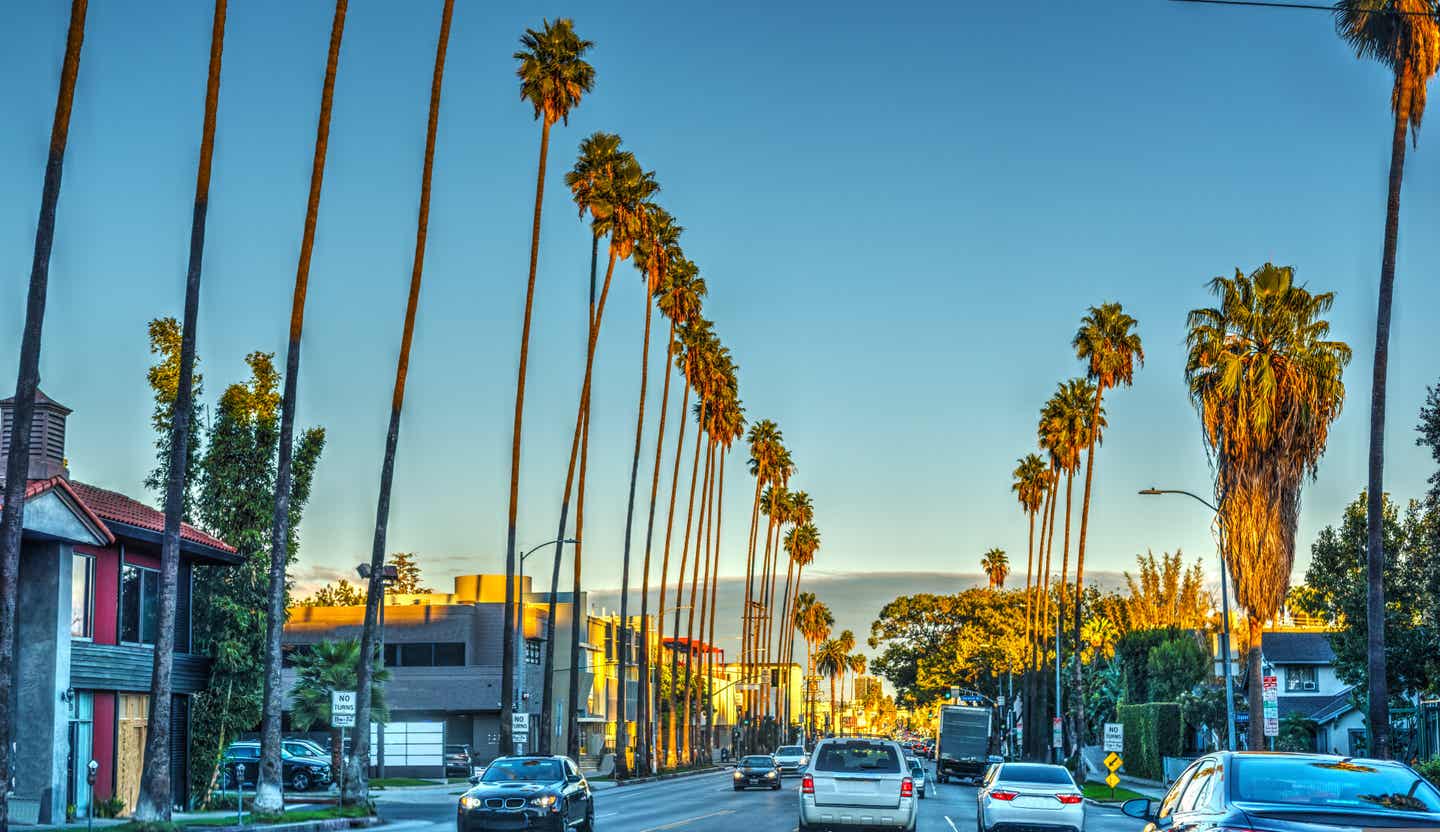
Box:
[370,721,444,767]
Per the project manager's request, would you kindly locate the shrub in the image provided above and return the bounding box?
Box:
[1414,758,1440,788]
[1118,702,1182,781]
[1276,713,1317,753]
[1145,634,1210,703]
[94,796,127,819]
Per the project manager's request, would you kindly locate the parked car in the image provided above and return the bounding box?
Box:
[446,744,475,777]
[734,755,783,790]
[977,762,1083,832]
[773,745,809,776]
[1122,751,1440,831]
[800,737,916,832]
[219,742,332,792]
[458,755,592,832]
[283,739,328,760]
[906,757,928,799]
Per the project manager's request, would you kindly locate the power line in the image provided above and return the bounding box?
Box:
[1171,0,1440,15]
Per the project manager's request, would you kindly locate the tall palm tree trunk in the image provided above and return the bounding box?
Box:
[1057,469,1075,754]
[694,442,718,759]
[258,1,347,810]
[564,240,619,758]
[740,477,763,749]
[655,374,690,768]
[1365,100,1409,761]
[1071,387,1105,752]
[0,3,87,829]
[682,439,714,764]
[509,88,557,759]
[613,282,656,779]
[1020,504,1036,759]
[1036,478,1058,759]
[353,2,452,804]
[705,450,725,756]
[135,2,226,820]
[636,321,677,774]
[669,400,706,763]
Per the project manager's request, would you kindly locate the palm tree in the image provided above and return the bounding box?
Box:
[557,135,656,757]
[1069,302,1142,749]
[779,519,819,728]
[256,0,349,812]
[1012,454,1048,664]
[703,387,743,759]
[794,595,833,737]
[981,548,1010,590]
[741,419,783,747]
[511,17,595,757]
[847,653,867,729]
[134,1,227,821]
[773,491,812,697]
[833,630,855,734]
[631,217,686,773]
[815,639,846,735]
[287,639,390,779]
[353,0,454,802]
[756,482,789,723]
[1185,263,1350,751]
[1334,0,1440,760]
[0,2,88,827]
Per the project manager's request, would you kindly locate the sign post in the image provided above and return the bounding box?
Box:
[1051,717,1063,750]
[1104,751,1124,798]
[332,691,356,812]
[1262,676,1279,741]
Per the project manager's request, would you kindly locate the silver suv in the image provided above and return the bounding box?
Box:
[799,737,917,832]
[773,745,809,775]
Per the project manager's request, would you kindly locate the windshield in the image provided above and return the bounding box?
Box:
[1233,757,1440,813]
[776,747,803,756]
[481,759,563,783]
[814,741,901,773]
[998,764,1074,786]
[909,760,924,775]
[741,756,774,767]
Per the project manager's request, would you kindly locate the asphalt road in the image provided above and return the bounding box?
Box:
[372,764,1147,832]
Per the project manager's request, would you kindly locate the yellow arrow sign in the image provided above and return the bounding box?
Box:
[1105,772,1120,789]
[1104,752,1122,772]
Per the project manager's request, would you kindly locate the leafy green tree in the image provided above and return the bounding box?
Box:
[186,352,325,807]
[1123,550,1213,631]
[1085,659,1124,739]
[1145,634,1210,703]
[1276,713,1318,753]
[1296,491,1437,705]
[288,639,389,776]
[300,579,366,608]
[145,317,204,523]
[386,553,431,596]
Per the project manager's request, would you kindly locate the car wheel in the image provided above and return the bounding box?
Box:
[772,782,781,790]
[290,771,311,791]
[579,804,594,832]
[734,784,744,791]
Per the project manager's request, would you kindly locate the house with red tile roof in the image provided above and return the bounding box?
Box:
[2,390,238,823]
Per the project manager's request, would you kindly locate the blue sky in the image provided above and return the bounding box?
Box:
[3,0,1438,597]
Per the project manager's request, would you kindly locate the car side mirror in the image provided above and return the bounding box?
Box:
[567,773,582,784]
[468,775,481,785]
[1120,798,1156,821]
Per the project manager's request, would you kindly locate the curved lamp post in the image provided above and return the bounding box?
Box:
[515,538,576,753]
[1139,488,1237,752]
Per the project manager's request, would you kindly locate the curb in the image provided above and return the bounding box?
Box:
[612,766,723,787]
[200,815,382,832]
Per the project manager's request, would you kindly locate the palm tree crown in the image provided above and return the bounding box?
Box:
[1335,0,1440,142]
[1074,302,1145,391]
[515,18,595,126]
[980,548,1010,589]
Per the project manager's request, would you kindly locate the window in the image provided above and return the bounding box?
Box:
[813,740,900,773]
[1177,759,1217,813]
[120,563,159,645]
[1233,756,1440,812]
[71,554,95,638]
[1286,666,1318,692]
[435,642,465,666]
[400,643,434,667]
[525,639,542,665]
[1158,761,1200,820]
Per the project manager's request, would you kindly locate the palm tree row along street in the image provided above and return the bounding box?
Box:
[3,2,1440,830]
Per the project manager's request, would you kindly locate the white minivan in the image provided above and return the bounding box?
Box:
[799,737,917,832]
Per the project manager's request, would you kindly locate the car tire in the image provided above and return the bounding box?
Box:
[733,785,744,791]
[772,782,781,790]
[291,771,311,791]
[579,805,594,832]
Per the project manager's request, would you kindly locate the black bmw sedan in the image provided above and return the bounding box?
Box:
[458,756,593,832]
[1124,751,1440,831]
[732,755,782,790]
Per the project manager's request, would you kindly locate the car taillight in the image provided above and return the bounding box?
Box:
[989,790,1018,801]
[900,778,914,798]
[802,775,814,794]
[1055,793,1083,805]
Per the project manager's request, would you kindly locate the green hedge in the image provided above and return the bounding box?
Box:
[1118,702,1182,781]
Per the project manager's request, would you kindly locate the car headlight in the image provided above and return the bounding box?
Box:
[800,757,809,766]
[460,796,482,810]
[733,771,744,779]
[529,795,558,809]
[765,771,777,779]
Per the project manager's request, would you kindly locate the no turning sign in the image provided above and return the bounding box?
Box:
[332,690,357,728]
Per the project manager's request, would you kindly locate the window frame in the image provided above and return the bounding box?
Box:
[1285,665,1318,692]
[120,561,161,647]
[71,553,95,640]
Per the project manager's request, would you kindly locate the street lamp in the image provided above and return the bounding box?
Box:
[1139,487,1238,752]
[515,538,576,754]
[357,561,399,775]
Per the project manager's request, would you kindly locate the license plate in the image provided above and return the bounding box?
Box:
[1015,796,1057,809]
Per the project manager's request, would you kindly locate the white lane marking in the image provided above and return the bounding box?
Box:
[596,813,618,819]
[638,808,735,832]
[944,815,961,832]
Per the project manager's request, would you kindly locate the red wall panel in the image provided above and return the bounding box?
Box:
[91,691,116,800]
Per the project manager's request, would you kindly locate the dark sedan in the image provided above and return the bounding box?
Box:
[1125,751,1440,831]
[218,742,332,792]
[458,755,592,832]
[732,755,782,790]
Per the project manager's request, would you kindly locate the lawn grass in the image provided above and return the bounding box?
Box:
[367,777,440,788]
[111,804,373,832]
[1082,782,1150,802]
